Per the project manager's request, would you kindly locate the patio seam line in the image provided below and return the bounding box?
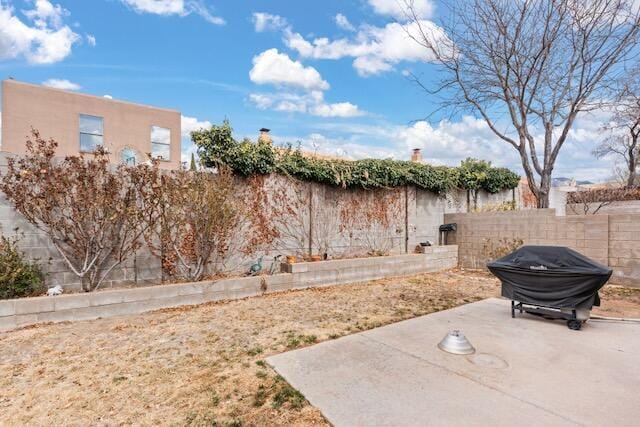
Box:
[358,333,584,426]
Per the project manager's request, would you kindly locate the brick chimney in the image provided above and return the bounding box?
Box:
[411,148,422,163]
[258,128,272,144]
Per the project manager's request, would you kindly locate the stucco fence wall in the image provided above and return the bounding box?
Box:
[0,152,514,291]
[0,247,458,331]
[444,209,640,287]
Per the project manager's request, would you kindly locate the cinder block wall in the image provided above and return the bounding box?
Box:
[0,249,458,331]
[444,209,640,287]
[0,193,163,291]
[608,214,640,286]
[0,153,514,291]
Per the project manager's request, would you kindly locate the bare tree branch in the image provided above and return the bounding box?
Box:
[405,0,640,207]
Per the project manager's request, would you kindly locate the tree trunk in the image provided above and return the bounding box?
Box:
[537,173,552,209]
[627,140,637,187]
[81,275,91,293]
[627,165,636,188]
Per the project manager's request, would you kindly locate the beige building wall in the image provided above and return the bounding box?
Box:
[1,79,181,169]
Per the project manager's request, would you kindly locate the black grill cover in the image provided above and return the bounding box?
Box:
[487,246,612,310]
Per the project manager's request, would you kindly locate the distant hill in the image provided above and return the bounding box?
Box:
[552,177,593,187]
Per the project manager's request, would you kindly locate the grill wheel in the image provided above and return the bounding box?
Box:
[567,319,582,330]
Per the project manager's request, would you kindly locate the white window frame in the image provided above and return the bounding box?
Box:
[79,114,104,152]
[150,126,171,161]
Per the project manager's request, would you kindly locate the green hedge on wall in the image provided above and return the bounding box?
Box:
[192,121,520,195]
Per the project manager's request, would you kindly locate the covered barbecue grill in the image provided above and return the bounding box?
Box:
[487,245,612,330]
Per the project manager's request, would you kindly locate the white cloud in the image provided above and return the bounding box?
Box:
[248,50,365,117]
[187,1,225,25]
[368,0,434,21]
[250,92,308,113]
[249,93,274,109]
[288,132,398,160]
[120,0,225,25]
[249,4,447,79]
[249,48,329,91]
[310,102,363,118]
[352,55,393,76]
[394,117,514,164]
[121,0,183,15]
[306,117,518,167]
[23,0,67,28]
[181,114,212,139]
[86,34,96,46]
[283,19,448,76]
[42,78,81,90]
[283,28,368,60]
[103,94,113,99]
[249,90,365,118]
[252,12,287,32]
[308,109,623,183]
[275,99,308,113]
[334,13,355,31]
[0,0,80,64]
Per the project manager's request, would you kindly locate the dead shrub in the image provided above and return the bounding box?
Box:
[0,130,162,291]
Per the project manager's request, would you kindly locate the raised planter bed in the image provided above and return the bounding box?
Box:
[282,248,458,287]
[0,246,457,331]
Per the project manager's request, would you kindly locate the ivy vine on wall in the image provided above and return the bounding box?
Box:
[193,120,520,195]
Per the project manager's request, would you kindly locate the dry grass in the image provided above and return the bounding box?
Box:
[595,285,640,318]
[0,269,637,426]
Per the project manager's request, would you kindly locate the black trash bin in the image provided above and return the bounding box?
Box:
[487,245,612,330]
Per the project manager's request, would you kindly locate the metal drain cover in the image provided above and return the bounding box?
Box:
[438,330,475,355]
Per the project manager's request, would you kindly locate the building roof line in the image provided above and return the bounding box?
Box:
[2,79,181,114]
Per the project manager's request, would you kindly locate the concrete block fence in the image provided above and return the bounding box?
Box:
[0,249,458,331]
[0,152,514,291]
[445,209,640,287]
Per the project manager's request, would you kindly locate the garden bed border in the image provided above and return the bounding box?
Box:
[0,247,458,331]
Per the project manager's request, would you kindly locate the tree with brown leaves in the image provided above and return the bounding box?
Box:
[148,168,249,281]
[0,131,162,291]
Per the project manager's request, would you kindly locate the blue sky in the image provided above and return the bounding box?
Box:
[0,0,620,181]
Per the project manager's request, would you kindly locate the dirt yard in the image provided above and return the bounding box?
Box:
[1,269,638,426]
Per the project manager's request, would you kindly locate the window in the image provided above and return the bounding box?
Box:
[79,114,103,152]
[151,126,171,160]
[121,147,138,165]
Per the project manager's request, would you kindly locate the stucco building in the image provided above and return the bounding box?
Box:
[1,79,181,169]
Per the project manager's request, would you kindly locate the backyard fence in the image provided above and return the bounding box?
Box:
[0,150,517,291]
[445,209,640,287]
[0,247,459,331]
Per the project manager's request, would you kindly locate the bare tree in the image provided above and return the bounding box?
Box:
[406,0,640,207]
[594,71,640,187]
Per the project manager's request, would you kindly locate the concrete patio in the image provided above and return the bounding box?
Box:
[268,298,640,426]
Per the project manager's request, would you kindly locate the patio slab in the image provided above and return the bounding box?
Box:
[267,298,640,426]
